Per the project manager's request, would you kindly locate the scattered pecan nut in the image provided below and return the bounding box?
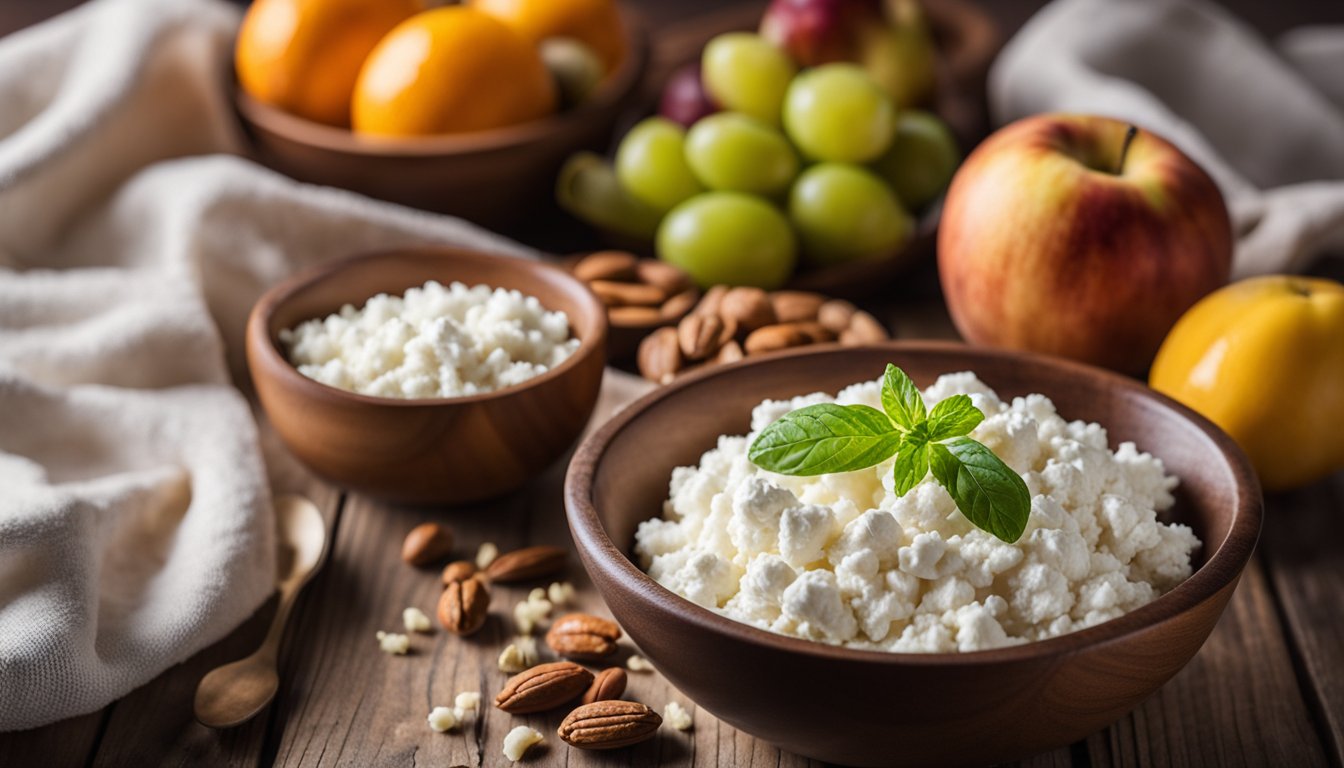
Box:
[545,613,622,660]
[558,700,662,749]
[437,575,489,636]
[402,522,453,567]
[495,661,594,714]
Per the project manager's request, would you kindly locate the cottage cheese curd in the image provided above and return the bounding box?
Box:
[634,373,1201,653]
[281,280,579,398]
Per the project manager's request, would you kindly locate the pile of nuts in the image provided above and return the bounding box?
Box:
[637,285,890,384]
[395,521,689,759]
[571,251,699,326]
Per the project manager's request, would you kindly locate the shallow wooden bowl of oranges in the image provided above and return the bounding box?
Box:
[233,0,647,229]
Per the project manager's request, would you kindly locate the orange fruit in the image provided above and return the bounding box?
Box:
[351,7,557,137]
[472,0,627,74]
[235,0,421,127]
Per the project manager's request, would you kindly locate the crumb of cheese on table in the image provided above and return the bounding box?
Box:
[402,607,431,633]
[503,726,544,762]
[375,631,409,655]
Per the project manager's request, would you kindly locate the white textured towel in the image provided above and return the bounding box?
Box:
[990,0,1344,276]
[0,0,531,731]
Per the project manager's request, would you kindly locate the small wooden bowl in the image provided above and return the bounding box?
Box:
[247,247,606,506]
[565,342,1261,767]
[235,14,648,230]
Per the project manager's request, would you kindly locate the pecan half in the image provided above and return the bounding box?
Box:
[558,701,662,749]
[581,667,628,705]
[677,313,735,361]
[437,575,489,636]
[637,326,683,384]
[495,661,594,714]
[545,613,622,660]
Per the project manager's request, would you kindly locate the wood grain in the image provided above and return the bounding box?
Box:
[1082,558,1328,768]
[1260,474,1344,763]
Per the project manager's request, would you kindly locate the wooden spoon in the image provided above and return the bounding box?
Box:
[194,494,327,728]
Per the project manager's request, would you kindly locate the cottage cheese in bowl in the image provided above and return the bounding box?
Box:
[281,280,580,399]
[634,372,1201,653]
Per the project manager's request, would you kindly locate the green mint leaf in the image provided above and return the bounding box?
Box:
[881,364,926,430]
[891,439,930,497]
[926,394,985,441]
[928,437,1031,543]
[749,403,902,476]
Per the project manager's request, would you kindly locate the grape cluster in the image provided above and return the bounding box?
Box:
[559,31,960,290]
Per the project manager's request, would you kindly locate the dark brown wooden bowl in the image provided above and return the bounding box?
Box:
[565,342,1261,767]
[234,14,648,230]
[248,247,606,506]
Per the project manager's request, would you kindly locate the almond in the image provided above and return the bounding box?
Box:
[495,661,593,714]
[637,326,683,384]
[659,288,699,319]
[558,701,662,750]
[402,522,453,567]
[694,284,729,317]
[677,314,736,361]
[440,560,477,585]
[719,287,776,332]
[581,667,628,705]
[711,339,744,365]
[795,321,836,343]
[437,575,489,636]
[574,251,638,282]
[545,613,622,660]
[817,299,858,332]
[590,280,666,307]
[485,545,568,583]
[609,305,664,326]
[840,310,890,345]
[743,323,812,355]
[635,259,694,294]
[769,291,826,323]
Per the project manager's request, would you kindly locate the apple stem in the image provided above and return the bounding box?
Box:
[1116,125,1138,175]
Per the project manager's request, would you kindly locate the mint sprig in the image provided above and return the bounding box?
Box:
[747,364,1031,543]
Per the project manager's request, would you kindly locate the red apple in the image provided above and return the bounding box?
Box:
[937,114,1232,374]
[658,62,718,128]
[759,0,935,108]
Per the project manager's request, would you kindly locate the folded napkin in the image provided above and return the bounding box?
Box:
[989,0,1344,276]
[0,0,532,731]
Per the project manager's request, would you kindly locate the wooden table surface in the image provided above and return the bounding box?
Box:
[2,1,1343,767]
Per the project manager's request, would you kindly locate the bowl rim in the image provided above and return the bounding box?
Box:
[247,247,608,408]
[564,340,1263,666]
[234,9,649,158]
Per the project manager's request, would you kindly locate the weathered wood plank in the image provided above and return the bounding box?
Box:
[1260,473,1344,763]
[1081,558,1328,768]
[0,710,105,768]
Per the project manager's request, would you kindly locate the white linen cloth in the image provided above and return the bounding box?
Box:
[989,0,1344,276]
[0,0,533,731]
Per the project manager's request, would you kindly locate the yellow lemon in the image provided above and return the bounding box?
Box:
[1150,275,1344,491]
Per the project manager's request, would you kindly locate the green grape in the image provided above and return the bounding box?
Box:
[684,113,799,195]
[783,64,895,163]
[788,163,913,266]
[615,117,705,213]
[555,152,662,240]
[657,192,796,289]
[871,110,960,210]
[701,33,796,125]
